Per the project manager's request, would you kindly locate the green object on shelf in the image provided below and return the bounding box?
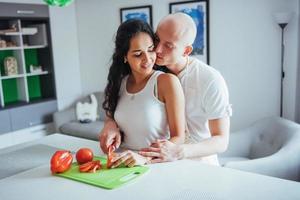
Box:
[43,0,74,7]
[0,50,13,76]
[56,156,149,189]
[24,49,39,73]
[2,79,19,104]
[28,76,42,100]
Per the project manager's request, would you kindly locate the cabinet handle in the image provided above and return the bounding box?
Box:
[17,10,35,15]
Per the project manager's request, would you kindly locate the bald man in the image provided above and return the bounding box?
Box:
[100,13,231,166]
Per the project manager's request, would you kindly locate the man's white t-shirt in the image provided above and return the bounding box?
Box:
[178,56,232,165]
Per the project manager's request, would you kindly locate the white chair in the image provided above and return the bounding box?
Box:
[219,117,300,181]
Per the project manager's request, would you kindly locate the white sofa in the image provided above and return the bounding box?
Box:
[53,92,105,141]
[219,117,300,181]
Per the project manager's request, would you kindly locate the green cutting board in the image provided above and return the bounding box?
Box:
[55,156,149,189]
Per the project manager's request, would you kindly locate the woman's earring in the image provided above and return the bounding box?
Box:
[124,58,127,63]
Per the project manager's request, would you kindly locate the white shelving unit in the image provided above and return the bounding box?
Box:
[0,2,57,136]
[0,19,49,107]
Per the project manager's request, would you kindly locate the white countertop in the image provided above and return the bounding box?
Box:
[0,133,299,200]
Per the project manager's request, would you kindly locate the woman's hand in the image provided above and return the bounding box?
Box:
[110,150,149,168]
[99,120,121,154]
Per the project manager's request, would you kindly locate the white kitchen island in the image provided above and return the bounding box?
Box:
[0,134,299,200]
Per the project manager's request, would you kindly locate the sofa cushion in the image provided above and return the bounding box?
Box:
[60,120,104,141]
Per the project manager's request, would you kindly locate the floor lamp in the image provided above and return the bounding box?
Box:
[273,12,293,117]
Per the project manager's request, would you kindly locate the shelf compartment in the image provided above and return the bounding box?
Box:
[0,35,22,49]
[2,77,27,106]
[0,19,20,35]
[24,48,51,101]
[22,23,47,47]
[27,75,41,101]
[27,73,55,102]
[2,79,18,104]
[24,48,50,74]
[0,49,25,77]
[0,19,22,49]
[24,48,38,73]
[2,78,28,106]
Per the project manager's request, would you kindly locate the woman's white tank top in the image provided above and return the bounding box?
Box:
[114,71,170,150]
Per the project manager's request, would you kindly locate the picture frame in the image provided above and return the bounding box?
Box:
[169,0,209,64]
[120,5,153,27]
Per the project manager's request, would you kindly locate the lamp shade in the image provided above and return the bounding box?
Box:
[273,12,293,25]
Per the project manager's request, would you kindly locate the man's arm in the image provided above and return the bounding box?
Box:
[180,72,231,158]
[181,117,230,158]
[140,71,231,162]
[99,118,121,154]
[139,117,230,162]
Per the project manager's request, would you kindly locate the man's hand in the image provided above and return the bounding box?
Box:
[110,150,150,168]
[99,120,121,154]
[139,139,184,163]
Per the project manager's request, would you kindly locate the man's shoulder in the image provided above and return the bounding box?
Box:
[188,57,223,85]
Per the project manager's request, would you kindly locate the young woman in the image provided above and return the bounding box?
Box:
[102,19,185,167]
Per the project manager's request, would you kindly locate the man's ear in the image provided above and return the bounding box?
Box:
[183,45,193,56]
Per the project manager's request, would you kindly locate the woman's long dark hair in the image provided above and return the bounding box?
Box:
[103,19,156,119]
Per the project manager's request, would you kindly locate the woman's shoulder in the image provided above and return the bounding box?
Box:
[157,72,181,94]
[157,72,179,84]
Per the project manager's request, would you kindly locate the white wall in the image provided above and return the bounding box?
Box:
[282,1,299,121]
[0,0,82,110]
[210,0,299,130]
[76,0,299,131]
[49,3,82,110]
[76,0,194,96]
[296,1,300,124]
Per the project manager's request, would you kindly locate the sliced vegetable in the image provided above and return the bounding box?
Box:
[79,160,102,173]
[107,146,116,169]
[79,162,94,172]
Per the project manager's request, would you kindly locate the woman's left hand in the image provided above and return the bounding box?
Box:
[110,150,149,168]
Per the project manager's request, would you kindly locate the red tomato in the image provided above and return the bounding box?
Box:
[50,150,73,174]
[76,148,94,164]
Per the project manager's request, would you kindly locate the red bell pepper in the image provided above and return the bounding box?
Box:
[106,146,115,169]
[79,160,101,173]
[50,150,73,174]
